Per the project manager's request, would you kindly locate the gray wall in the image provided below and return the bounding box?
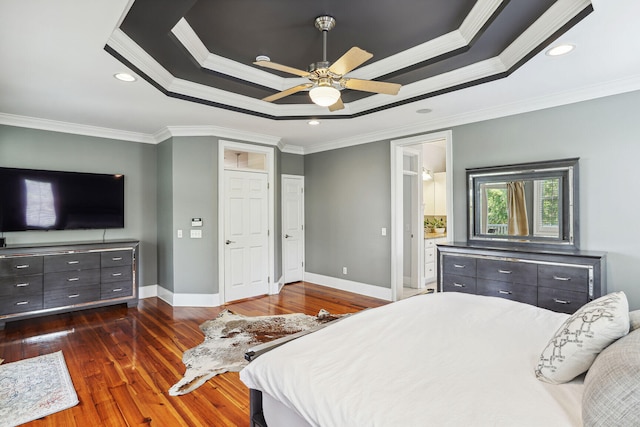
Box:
[157,140,174,291]
[450,90,640,309]
[303,90,640,309]
[281,152,304,176]
[304,140,391,287]
[170,136,219,294]
[0,125,158,287]
[155,137,283,294]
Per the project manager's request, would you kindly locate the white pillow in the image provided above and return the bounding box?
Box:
[535,291,630,384]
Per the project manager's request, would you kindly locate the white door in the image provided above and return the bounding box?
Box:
[224,170,269,302]
[282,175,304,284]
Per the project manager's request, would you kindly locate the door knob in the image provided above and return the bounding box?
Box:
[284,234,292,238]
[225,240,235,245]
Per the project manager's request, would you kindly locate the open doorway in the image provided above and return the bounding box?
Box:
[391,131,453,301]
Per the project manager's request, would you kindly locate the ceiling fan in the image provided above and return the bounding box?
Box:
[254,16,401,112]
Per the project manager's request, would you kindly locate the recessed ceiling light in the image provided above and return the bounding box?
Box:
[114,72,137,82]
[308,120,321,126]
[416,108,432,114]
[256,55,270,62]
[546,44,575,57]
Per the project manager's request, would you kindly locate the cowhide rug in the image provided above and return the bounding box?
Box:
[169,309,344,396]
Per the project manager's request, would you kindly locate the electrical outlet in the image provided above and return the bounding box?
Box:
[343,267,347,275]
[177,229,183,238]
[381,227,387,236]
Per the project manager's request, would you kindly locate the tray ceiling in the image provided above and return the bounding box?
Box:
[106,0,593,120]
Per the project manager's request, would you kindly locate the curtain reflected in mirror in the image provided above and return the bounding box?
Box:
[479,178,561,239]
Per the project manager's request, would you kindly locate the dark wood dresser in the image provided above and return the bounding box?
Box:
[0,240,138,329]
[437,242,606,314]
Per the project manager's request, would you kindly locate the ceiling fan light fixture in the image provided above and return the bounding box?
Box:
[309,85,340,107]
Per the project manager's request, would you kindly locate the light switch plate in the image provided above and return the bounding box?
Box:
[190,229,202,238]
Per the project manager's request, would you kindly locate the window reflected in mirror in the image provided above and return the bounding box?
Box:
[479,178,561,239]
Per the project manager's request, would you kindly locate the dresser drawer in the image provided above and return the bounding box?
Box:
[0,295,44,315]
[442,274,476,294]
[477,259,537,285]
[538,287,588,314]
[538,264,589,293]
[44,269,100,290]
[477,278,537,306]
[101,265,132,283]
[101,250,133,268]
[101,280,133,300]
[44,283,101,309]
[0,256,43,277]
[442,256,476,277]
[0,274,43,297]
[44,252,100,273]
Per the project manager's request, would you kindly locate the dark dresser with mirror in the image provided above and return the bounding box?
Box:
[438,158,606,314]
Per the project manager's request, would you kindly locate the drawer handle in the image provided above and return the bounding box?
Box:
[554,298,570,305]
[15,264,29,269]
[113,288,123,292]
[112,257,123,261]
[498,290,512,295]
[68,294,80,298]
[453,282,466,288]
[112,272,123,277]
[16,283,30,287]
[67,277,80,282]
[16,301,29,306]
[67,260,80,265]
[553,275,571,281]
[453,264,465,269]
[498,270,512,274]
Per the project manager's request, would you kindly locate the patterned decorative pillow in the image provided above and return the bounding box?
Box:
[582,328,640,426]
[535,292,630,384]
[629,310,640,331]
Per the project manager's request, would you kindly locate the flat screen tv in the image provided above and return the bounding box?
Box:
[0,167,124,232]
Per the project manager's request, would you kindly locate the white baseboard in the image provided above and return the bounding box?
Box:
[139,284,158,299]
[303,272,393,301]
[145,285,220,307]
[270,275,284,295]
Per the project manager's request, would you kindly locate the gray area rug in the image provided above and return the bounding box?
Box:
[169,309,343,396]
[0,351,79,427]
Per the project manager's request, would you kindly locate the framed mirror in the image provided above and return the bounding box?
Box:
[467,158,579,248]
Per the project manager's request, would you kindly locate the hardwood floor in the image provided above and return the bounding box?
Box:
[0,282,388,426]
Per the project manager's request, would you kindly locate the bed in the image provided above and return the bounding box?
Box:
[240,291,640,427]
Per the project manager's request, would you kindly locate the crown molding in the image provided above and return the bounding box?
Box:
[1,74,637,154]
[0,113,156,143]
[280,144,305,155]
[302,74,640,154]
[160,125,281,146]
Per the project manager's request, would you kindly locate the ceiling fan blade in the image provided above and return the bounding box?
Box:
[342,78,401,95]
[254,60,310,77]
[328,97,344,112]
[262,83,313,102]
[329,47,373,76]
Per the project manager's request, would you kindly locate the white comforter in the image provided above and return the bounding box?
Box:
[240,292,584,427]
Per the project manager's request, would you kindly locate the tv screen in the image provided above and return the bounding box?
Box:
[0,167,124,232]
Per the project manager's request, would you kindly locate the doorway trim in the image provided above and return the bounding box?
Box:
[390,130,453,301]
[218,140,276,304]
